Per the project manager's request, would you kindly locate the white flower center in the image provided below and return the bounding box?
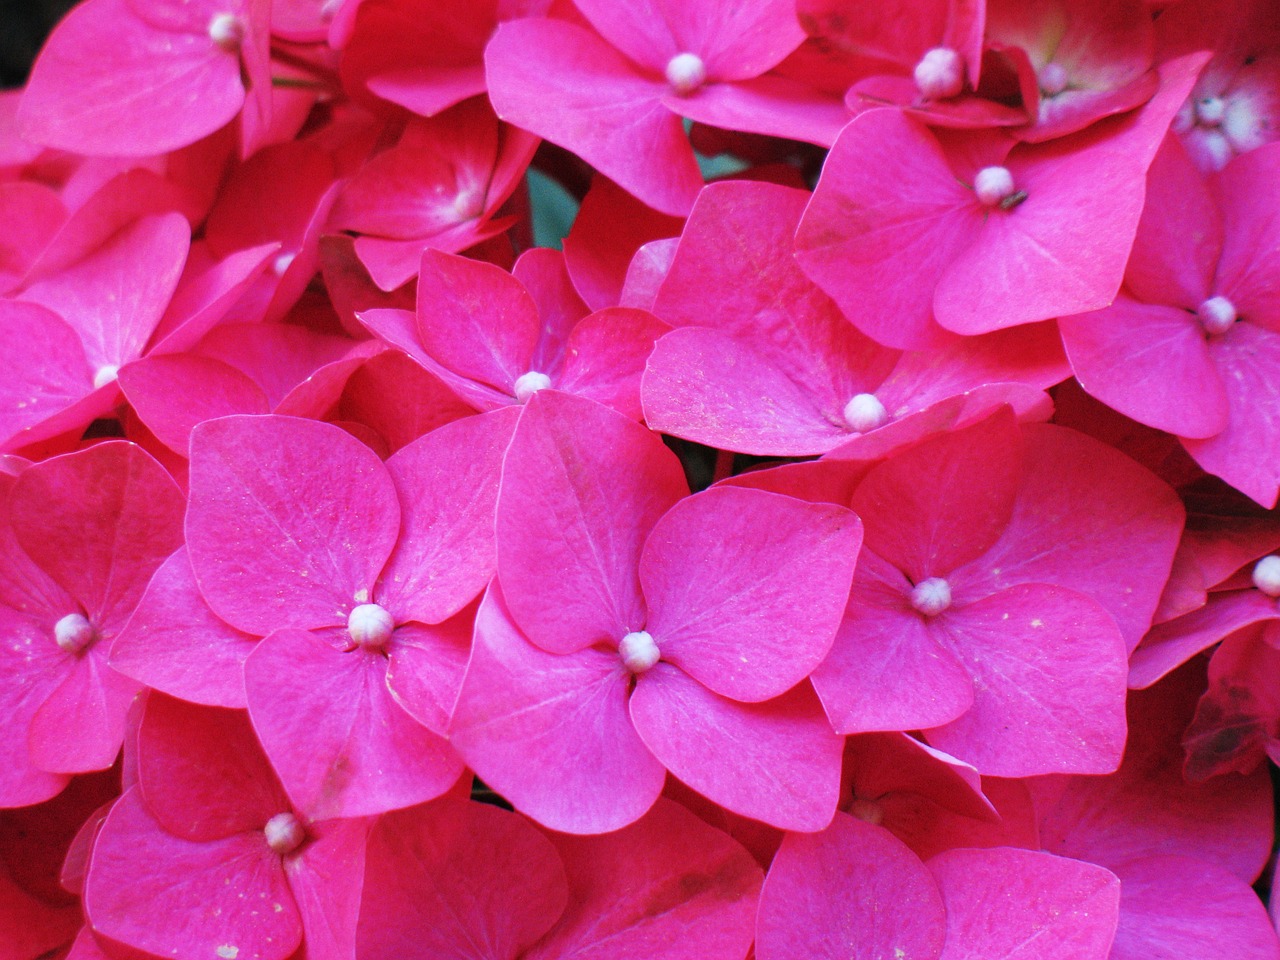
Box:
[54,612,96,654]
[910,577,952,617]
[272,252,295,276]
[453,189,485,220]
[665,52,707,96]
[1197,295,1237,335]
[974,166,1018,207]
[348,603,394,649]
[1038,62,1069,97]
[1195,95,1226,127]
[208,13,245,50]
[93,365,119,390]
[264,812,305,855]
[513,371,552,403]
[1253,555,1280,598]
[913,47,965,101]
[619,630,660,674]
[843,393,888,433]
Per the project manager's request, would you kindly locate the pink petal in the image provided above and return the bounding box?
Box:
[1216,137,1280,333]
[136,694,288,842]
[12,441,184,633]
[756,812,946,960]
[196,323,355,409]
[449,584,665,834]
[812,549,975,735]
[187,415,400,635]
[844,733,998,826]
[631,664,842,831]
[497,390,687,655]
[244,628,462,820]
[485,19,701,216]
[359,799,567,960]
[83,788,302,960]
[385,614,472,736]
[1108,855,1280,960]
[0,865,79,960]
[1129,590,1278,689]
[28,650,139,773]
[927,847,1121,960]
[378,408,519,624]
[527,798,761,960]
[18,0,245,156]
[641,486,860,702]
[669,74,851,147]
[335,351,477,454]
[285,817,370,960]
[109,548,257,708]
[925,584,1128,776]
[0,301,92,449]
[557,307,671,420]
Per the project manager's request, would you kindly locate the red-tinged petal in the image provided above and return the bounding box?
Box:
[12,441,184,633]
[642,328,850,456]
[378,408,518,624]
[485,19,701,216]
[335,351,477,454]
[360,799,565,960]
[1129,590,1278,689]
[556,307,670,420]
[1109,855,1280,960]
[355,218,521,293]
[812,549,975,734]
[137,695,287,842]
[84,788,302,960]
[497,391,686,655]
[450,585,665,833]
[669,73,850,147]
[385,615,472,736]
[513,248,589,377]
[795,110,979,350]
[28,649,138,774]
[621,237,679,310]
[0,182,65,295]
[756,812,946,960]
[641,486,859,702]
[18,0,245,156]
[925,584,1128,776]
[245,628,461,820]
[631,664,841,831]
[952,423,1184,652]
[1124,134,1220,310]
[119,355,269,456]
[0,301,92,449]
[413,249,541,395]
[285,817,369,960]
[853,410,1021,582]
[844,733,998,826]
[927,847,1120,960]
[1061,295,1228,439]
[187,415,399,635]
[1217,142,1280,333]
[110,549,256,709]
[1183,323,1280,507]
[0,613,69,805]
[883,775,1041,863]
[527,798,761,960]
[19,212,188,372]
[935,54,1208,336]
[563,177,684,311]
[196,323,355,409]
[148,243,278,356]
[1035,662,1274,883]
[846,76,1029,129]
[0,864,79,960]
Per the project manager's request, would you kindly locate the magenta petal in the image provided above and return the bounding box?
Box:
[385,616,471,736]
[285,816,368,960]
[28,650,136,774]
[927,848,1121,960]
[631,665,842,831]
[244,628,461,820]
[812,549,974,735]
[0,301,91,448]
[557,307,671,420]
[853,410,1021,582]
[0,620,68,805]
[378,407,520,624]
[497,391,687,655]
[359,799,566,960]
[527,798,761,960]
[1217,140,1280,332]
[187,415,400,635]
[109,548,256,708]
[756,812,946,960]
[485,19,701,216]
[641,486,859,702]
[12,440,184,632]
[926,584,1128,776]
[84,789,302,960]
[137,694,287,842]
[1060,295,1228,439]
[449,585,665,834]
[18,0,244,156]
[1129,590,1278,689]
[1108,855,1280,960]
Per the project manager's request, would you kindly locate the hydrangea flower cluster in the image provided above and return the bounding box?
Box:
[3,0,1280,957]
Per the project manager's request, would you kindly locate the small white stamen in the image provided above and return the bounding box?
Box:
[849,797,884,825]
[272,252,295,276]
[1252,555,1280,597]
[843,393,888,433]
[1195,95,1226,127]
[974,166,1017,207]
[93,365,119,390]
[619,630,660,674]
[1197,295,1237,335]
[913,47,965,101]
[264,812,305,855]
[208,13,245,50]
[347,603,394,649]
[665,52,707,96]
[453,189,485,220]
[54,613,96,654]
[1038,62,1069,97]
[910,578,952,617]
[513,371,551,403]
